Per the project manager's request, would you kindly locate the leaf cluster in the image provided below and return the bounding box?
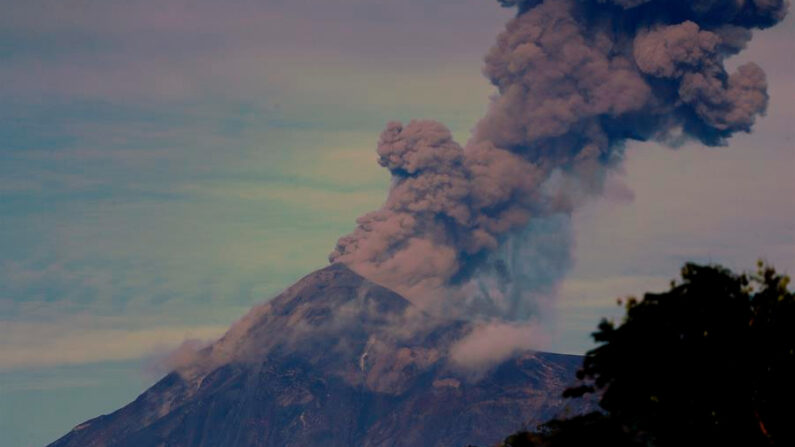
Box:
[494,262,795,447]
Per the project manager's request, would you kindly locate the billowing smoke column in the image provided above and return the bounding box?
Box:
[330,0,788,319]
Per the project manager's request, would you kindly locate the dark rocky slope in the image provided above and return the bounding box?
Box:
[49,264,589,447]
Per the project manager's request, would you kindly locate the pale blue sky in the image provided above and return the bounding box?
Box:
[0,1,792,446]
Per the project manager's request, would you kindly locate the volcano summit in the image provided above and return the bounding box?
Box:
[49,264,587,447]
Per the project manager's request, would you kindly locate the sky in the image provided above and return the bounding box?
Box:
[0,1,792,446]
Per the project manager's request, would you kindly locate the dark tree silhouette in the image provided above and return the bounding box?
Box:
[493,262,794,447]
[498,412,634,447]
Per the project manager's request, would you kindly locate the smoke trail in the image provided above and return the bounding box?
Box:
[330,0,788,318]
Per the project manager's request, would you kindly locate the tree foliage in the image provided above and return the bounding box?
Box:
[496,262,795,447]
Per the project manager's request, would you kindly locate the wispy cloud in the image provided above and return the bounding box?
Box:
[0,319,227,370]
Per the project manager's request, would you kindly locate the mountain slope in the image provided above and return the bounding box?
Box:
[49,264,589,447]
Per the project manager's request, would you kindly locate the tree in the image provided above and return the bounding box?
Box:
[493,262,795,447]
[563,262,795,446]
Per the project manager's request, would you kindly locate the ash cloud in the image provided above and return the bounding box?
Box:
[331,0,788,320]
[450,321,549,378]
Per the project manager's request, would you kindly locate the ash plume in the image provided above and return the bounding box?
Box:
[330,0,788,319]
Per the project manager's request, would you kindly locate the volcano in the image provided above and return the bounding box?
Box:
[49,264,589,447]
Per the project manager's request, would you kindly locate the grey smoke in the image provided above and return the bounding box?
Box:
[330,0,788,319]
